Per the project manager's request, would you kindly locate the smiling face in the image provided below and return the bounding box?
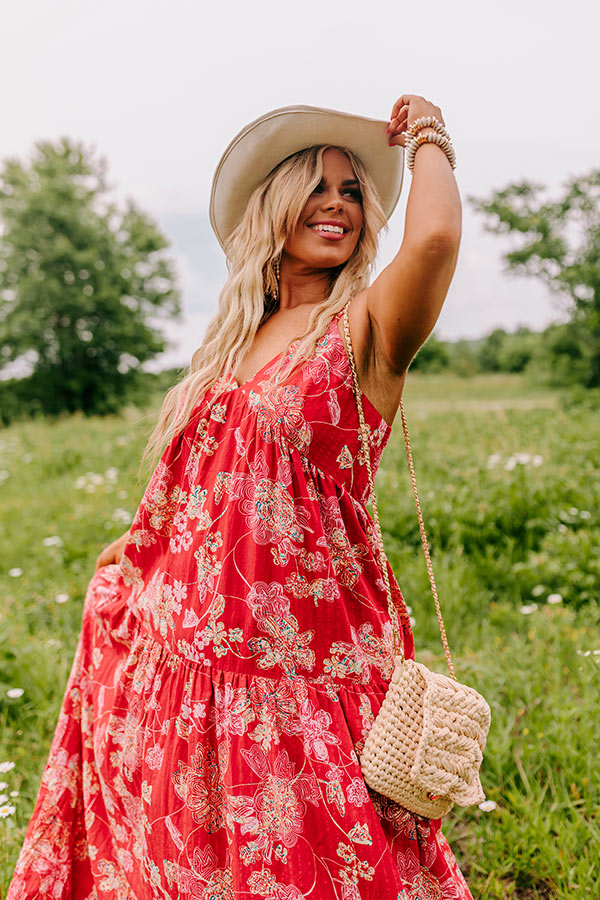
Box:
[281,148,364,271]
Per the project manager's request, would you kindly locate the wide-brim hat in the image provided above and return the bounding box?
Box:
[209,104,404,252]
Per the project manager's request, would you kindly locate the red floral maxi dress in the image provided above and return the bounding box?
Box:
[9,311,473,900]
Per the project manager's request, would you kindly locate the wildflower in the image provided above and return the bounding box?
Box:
[118,490,128,500]
[0,795,7,803]
[55,593,69,604]
[577,650,592,657]
[0,782,7,790]
[486,454,501,469]
[6,688,24,699]
[74,476,87,489]
[579,510,592,520]
[0,470,9,484]
[520,603,538,615]
[531,455,543,467]
[8,568,23,578]
[504,453,537,471]
[478,800,497,812]
[547,593,562,605]
[113,508,133,525]
[105,467,119,482]
[568,507,579,516]
[531,584,546,597]
[515,453,531,464]
[9,791,18,798]
[42,535,63,547]
[89,473,104,486]
[0,762,15,774]
[0,804,16,818]
[558,524,568,534]
[409,617,416,628]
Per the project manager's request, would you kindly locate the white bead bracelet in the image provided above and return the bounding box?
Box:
[406,115,450,141]
[404,114,456,170]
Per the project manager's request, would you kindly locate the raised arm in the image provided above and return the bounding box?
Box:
[363,94,461,385]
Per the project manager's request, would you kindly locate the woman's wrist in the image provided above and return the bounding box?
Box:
[405,120,457,172]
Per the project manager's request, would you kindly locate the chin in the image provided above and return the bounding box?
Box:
[309,247,354,269]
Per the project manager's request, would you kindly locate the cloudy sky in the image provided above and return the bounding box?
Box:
[3,0,598,366]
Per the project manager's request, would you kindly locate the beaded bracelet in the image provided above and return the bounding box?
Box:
[406,115,450,141]
[406,130,455,162]
[404,114,456,170]
[406,133,457,171]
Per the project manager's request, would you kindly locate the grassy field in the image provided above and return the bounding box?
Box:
[0,374,599,897]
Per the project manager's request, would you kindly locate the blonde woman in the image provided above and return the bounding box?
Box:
[10,96,468,899]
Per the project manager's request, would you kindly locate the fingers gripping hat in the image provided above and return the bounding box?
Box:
[209,105,405,251]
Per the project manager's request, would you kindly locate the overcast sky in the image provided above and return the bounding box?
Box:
[3,0,598,366]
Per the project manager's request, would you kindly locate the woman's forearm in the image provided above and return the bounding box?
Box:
[403,131,462,248]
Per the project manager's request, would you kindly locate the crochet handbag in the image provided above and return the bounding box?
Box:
[342,303,491,819]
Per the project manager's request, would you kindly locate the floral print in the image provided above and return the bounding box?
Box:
[8,312,471,899]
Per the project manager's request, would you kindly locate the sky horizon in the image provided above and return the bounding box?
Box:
[2,0,597,368]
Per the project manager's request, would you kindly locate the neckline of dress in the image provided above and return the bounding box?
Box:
[228,313,343,390]
[229,341,299,390]
[228,313,393,433]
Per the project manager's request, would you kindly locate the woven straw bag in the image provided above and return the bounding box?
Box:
[342,302,491,819]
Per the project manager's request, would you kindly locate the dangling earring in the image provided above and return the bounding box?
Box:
[261,256,280,325]
[272,256,280,302]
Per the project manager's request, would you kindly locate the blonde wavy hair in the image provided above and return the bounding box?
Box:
[141,144,387,474]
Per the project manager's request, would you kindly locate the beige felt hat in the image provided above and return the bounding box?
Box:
[209,104,405,251]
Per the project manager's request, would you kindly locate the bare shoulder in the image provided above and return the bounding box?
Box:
[340,290,406,427]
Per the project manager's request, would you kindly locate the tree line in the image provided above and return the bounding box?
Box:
[410,321,584,382]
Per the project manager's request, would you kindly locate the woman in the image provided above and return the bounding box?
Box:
[9,94,466,899]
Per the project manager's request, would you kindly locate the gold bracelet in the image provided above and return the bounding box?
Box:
[406,115,450,141]
[406,131,457,171]
[406,135,456,170]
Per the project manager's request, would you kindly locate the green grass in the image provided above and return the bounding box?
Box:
[1,375,599,897]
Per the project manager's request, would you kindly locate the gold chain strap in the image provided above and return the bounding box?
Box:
[342,302,456,679]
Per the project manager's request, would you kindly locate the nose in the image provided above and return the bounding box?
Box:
[320,187,345,212]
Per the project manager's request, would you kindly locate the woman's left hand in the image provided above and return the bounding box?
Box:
[387,94,445,147]
[95,530,130,571]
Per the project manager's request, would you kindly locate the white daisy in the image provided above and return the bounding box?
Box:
[520,603,538,615]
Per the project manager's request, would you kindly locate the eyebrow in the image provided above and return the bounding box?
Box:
[318,177,361,187]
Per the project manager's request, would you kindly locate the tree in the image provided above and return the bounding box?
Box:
[478,328,507,373]
[470,170,600,387]
[0,138,181,416]
[409,333,450,373]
